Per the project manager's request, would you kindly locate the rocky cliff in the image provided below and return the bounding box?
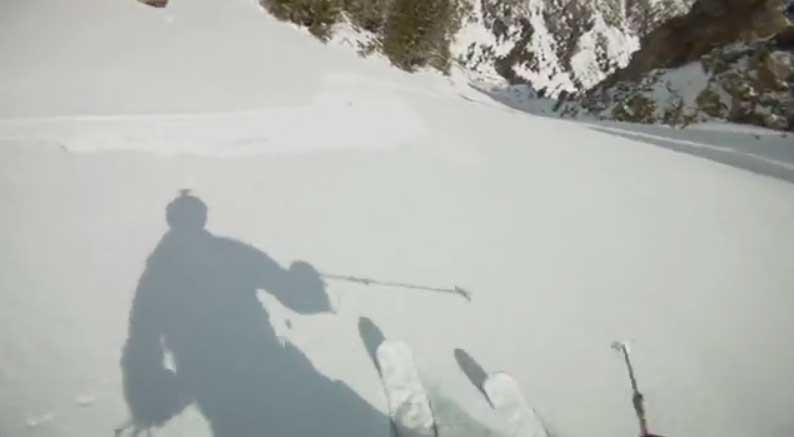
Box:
[575,0,794,131]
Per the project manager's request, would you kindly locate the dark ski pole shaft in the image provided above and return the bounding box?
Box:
[612,341,649,437]
[321,273,472,302]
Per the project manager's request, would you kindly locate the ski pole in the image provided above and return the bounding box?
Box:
[320,273,472,302]
[611,341,653,437]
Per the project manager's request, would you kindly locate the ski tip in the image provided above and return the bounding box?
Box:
[375,339,416,367]
[485,371,513,381]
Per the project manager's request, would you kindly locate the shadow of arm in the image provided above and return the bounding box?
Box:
[254,252,332,315]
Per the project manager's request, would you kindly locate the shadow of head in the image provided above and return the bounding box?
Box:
[166,189,207,233]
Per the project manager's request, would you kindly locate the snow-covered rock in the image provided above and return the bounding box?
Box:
[245,0,694,95]
[453,0,693,95]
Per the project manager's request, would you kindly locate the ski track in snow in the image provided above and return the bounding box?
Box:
[590,124,794,184]
[592,125,794,169]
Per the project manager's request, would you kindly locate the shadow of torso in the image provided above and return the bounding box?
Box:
[128,230,386,437]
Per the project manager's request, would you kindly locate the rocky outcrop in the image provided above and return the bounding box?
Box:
[611,0,790,82]
[573,28,794,131]
[133,0,793,130]
[570,0,794,131]
[454,0,694,95]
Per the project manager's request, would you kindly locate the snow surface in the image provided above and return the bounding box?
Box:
[2,1,794,437]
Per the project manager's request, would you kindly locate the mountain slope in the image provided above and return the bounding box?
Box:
[248,0,794,131]
[248,0,694,95]
[2,2,794,437]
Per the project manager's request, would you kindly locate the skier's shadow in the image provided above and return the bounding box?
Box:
[454,348,488,397]
[358,317,387,374]
[121,191,387,437]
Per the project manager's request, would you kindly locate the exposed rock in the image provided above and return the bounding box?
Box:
[573,29,794,131]
[570,0,794,131]
[612,0,790,82]
[454,0,694,95]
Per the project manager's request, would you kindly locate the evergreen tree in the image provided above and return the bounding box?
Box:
[382,0,456,71]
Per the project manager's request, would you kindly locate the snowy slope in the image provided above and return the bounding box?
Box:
[0,0,366,117]
[3,2,794,437]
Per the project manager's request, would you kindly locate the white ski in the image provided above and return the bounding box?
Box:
[375,340,437,437]
[482,372,548,437]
